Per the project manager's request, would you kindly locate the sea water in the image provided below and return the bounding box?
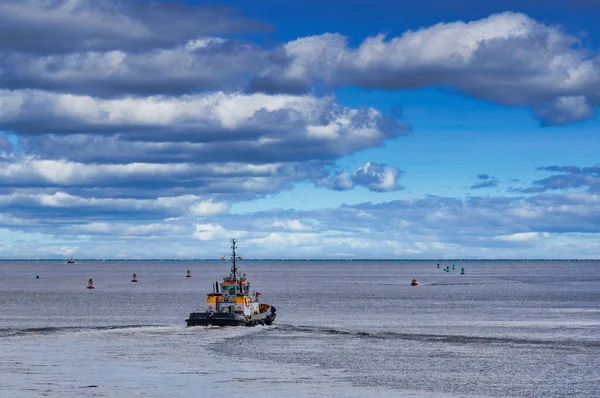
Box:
[0,260,599,397]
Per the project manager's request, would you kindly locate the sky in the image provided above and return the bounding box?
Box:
[0,0,599,259]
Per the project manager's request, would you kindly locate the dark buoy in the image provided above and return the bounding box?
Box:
[452,264,456,271]
[131,273,138,282]
[35,275,40,279]
[87,278,95,289]
[437,263,440,269]
[411,278,419,286]
[186,270,192,278]
[460,268,465,275]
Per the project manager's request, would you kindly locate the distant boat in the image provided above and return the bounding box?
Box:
[66,258,75,264]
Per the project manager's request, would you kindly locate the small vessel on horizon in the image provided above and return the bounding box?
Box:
[66,257,75,264]
[186,238,276,327]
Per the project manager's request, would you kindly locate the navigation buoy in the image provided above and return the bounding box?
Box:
[186,270,192,278]
[131,273,138,282]
[437,263,440,268]
[460,268,465,275]
[452,264,456,271]
[35,275,40,279]
[87,278,95,289]
[411,278,419,286]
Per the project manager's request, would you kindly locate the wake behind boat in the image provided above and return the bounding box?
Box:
[186,238,276,327]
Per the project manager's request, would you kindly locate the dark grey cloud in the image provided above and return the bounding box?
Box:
[0,40,289,97]
[0,156,334,200]
[471,174,499,189]
[0,10,597,126]
[541,165,600,174]
[0,154,405,224]
[534,96,595,126]
[471,180,499,189]
[522,164,600,193]
[0,91,407,144]
[0,134,13,153]
[0,92,409,177]
[246,75,312,95]
[0,0,269,53]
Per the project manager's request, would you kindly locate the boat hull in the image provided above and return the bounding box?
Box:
[186,311,276,327]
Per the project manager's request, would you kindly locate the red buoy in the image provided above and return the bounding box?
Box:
[87,278,95,289]
[411,279,419,286]
[186,270,192,278]
[131,273,138,282]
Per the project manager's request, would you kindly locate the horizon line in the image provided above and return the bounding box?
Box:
[0,258,599,262]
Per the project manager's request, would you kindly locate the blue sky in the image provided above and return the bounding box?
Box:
[0,0,599,259]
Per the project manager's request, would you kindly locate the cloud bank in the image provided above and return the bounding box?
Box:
[0,1,598,257]
[1,8,597,125]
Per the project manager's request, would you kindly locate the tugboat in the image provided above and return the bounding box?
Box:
[186,238,276,327]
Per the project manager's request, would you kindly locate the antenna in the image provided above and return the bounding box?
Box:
[230,238,238,281]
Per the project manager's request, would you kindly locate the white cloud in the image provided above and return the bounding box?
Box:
[0,90,404,148]
[318,161,402,191]
[272,219,313,232]
[0,190,221,217]
[193,223,246,241]
[535,96,594,125]
[267,12,600,125]
[0,157,192,184]
[247,232,320,247]
[352,161,400,191]
[65,221,185,237]
[494,232,549,242]
[189,201,230,216]
[185,37,227,50]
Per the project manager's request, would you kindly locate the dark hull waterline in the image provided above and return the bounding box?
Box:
[186,311,276,327]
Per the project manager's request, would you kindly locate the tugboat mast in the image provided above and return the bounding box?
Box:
[230,238,239,281]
